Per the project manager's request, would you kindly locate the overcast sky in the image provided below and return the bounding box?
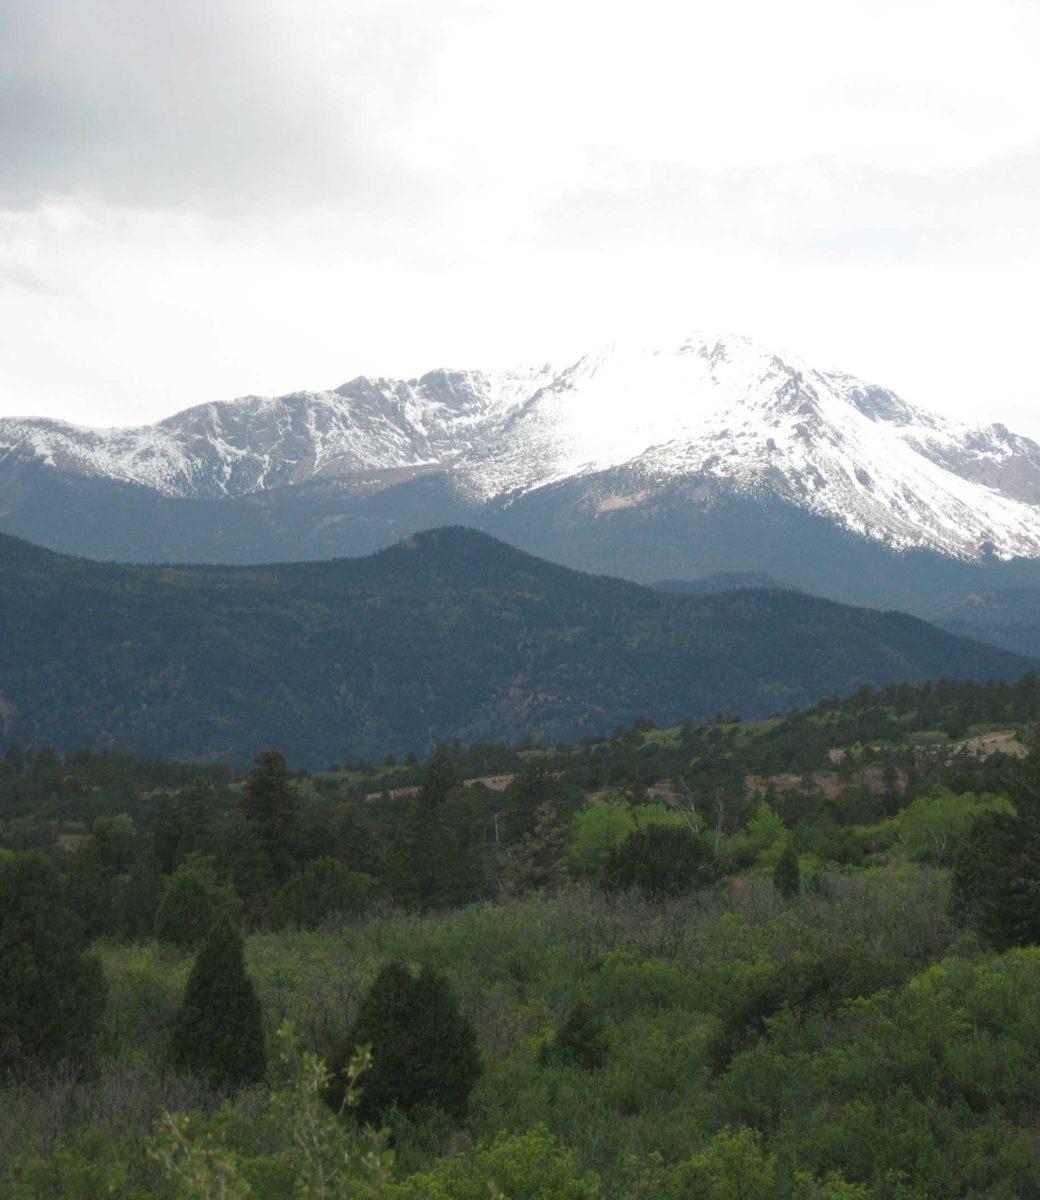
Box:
[1,0,1039,436]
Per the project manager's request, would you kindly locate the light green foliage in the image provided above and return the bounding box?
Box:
[658,1126,776,1200]
[153,1024,394,1199]
[567,800,634,875]
[3,1146,131,1200]
[1,861,1037,1198]
[391,1125,600,1199]
[897,785,1013,865]
[747,801,786,850]
[746,801,791,872]
[711,949,1040,1195]
[567,799,687,875]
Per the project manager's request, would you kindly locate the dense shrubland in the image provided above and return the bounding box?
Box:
[2,672,1040,1197]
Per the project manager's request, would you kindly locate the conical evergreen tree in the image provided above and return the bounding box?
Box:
[541,1000,608,1070]
[168,916,266,1090]
[325,961,480,1123]
[240,749,298,882]
[0,853,107,1076]
[773,840,801,898]
[154,864,214,948]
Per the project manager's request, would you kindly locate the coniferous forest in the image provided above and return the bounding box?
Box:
[1,526,1032,765]
[4,672,1040,1197]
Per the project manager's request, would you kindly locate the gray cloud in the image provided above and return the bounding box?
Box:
[0,0,445,210]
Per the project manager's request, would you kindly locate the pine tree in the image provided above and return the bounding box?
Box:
[951,733,1040,948]
[391,788,491,908]
[168,917,266,1090]
[0,853,107,1076]
[541,1000,608,1070]
[773,840,801,898]
[113,848,162,939]
[325,961,481,1123]
[154,865,214,948]
[504,802,567,892]
[63,842,114,940]
[501,761,567,843]
[240,749,298,882]
[416,747,461,809]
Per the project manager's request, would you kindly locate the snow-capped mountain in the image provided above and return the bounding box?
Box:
[3,334,1039,563]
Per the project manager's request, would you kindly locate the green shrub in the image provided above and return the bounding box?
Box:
[269,858,378,930]
[601,824,713,899]
[390,1124,601,1200]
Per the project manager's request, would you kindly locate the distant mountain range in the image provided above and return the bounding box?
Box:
[0,526,1033,766]
[3,333,1040,642]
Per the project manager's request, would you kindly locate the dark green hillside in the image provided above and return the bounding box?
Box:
[0,527,1033,765]
[931,588,1040,659]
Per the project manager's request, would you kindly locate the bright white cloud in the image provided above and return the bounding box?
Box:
[0,0,1038,438]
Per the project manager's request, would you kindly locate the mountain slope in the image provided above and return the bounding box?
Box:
[0,527,1032,766]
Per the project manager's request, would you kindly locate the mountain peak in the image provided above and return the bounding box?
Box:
[3,333,1040,563]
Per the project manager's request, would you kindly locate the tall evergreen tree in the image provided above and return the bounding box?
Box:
[325,961,480,1124]
[417,747,461,809]
[392,787,491,908]
[504,802,568,893]
[501,760,567,843]
[168,917,266,1090]
[63,841,114,940]
[240,750,298,882]
[1,744,25,778]
[113,847,162,939]
[0,853,106,1076]
[951,734,1040,949]
[773,841,801,898]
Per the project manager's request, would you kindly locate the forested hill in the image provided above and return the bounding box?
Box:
[0,527,1034,766]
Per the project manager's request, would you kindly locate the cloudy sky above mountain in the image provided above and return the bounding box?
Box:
[1,0,1038,434]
